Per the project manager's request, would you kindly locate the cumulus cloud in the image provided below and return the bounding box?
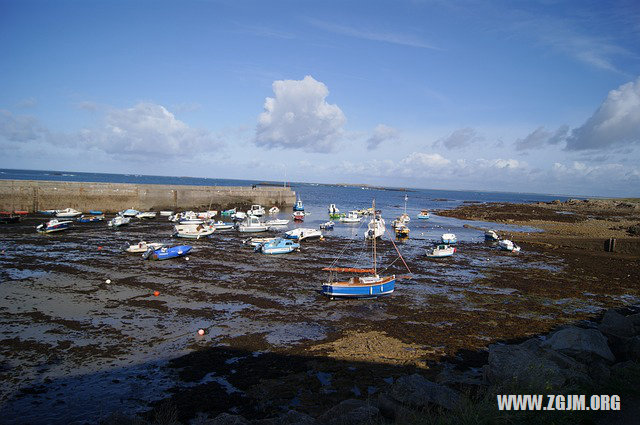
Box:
[515,125,569,151]
[435,127,482,150]
[0,110,45,142]
[566,77,640,150]
[255,75,346,153]
[366,124,399,150]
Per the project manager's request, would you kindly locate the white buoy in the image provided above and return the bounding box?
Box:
[105,279,111,284]
[185,256,189,261]
[198,329,205,336]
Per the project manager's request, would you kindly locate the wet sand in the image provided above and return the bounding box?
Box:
[1,207,639,423]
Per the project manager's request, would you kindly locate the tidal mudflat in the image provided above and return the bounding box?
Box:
[1,206,639,423]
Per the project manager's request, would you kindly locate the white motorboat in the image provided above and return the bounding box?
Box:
[284,228,323,241]
[126,241,164,253]
[485,230,499,241]
[36,219,72,233]
[197,210,218,219]
[441,233,457,244]
[243,237,276,247]
[211,221,234,230]
[265,219,290,227]
[56,208,82,218]
[247,204,265,216]
[136,211,157,219]
[339,211,361,223]
[365,215,386,240]
[426,244,456,258]
[320,221,334,230]
[159,211,173,216]
[108,216,131,227]
[232,211,247,222]
[174,223,215,239]
[237,215,269,233]
[268,206,280,214]
[498,239,521,252]
[121,209,140,217]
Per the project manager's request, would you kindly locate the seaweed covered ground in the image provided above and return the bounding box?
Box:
[0,207,639,423]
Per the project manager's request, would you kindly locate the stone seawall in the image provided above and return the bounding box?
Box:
[0,180,297,213]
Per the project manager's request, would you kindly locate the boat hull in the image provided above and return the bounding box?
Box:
[322,276,395,298]
[148,246,192,260]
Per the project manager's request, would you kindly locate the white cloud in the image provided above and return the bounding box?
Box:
[255,75,346,153]
[436,127,482,150]
[566,77,640,150]
[0,110,45,142]
[515,125,569,151]
[366,124,399,150]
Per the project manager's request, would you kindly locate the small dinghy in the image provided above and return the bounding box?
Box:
[243,237,276,247]
[320,221,334,230]
[247,205,265,216]
[292,211,305,221]
[395,223,409,237]
[265,219,290,227]
[256,237,300,254]
[426,244,455,258]
[197,210,218,219]
[339,211,361,223]
[37,219,72,233]
[293,197,305,212]
[221,208,237,216]
[365,215,386,240]
[211,221,234,230]
[268,206,280,214]
[126,241,164,253]
[77,214,105,223]
[441,233,457,244]
[174,223,215,239]
[498,239,521,252]
[285,228,322,241]
[143,245,192,260]
[328,204,342,219]
[121,208,140,217]
[231,211,247,222]
[160,210,174,217]
[136,211,157,219]
[56,208,82,218]
[485,230,499,241]
[108,216,131,227]
[89,210,103,215]
[237,216,269,232]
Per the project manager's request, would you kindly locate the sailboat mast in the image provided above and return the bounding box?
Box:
[373,199,377,276]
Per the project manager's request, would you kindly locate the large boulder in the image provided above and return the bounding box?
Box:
[210,413,250,425]
[317,399,379,425]
[486,339,590,389]
[387,374,463,411]
[542,326,615,363]
[251,410,317,425]
[599,310,635,338]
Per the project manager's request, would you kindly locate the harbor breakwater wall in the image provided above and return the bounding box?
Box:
[0,180,297,213]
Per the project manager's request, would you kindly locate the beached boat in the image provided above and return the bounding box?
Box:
[237,215,269,233]
[221,208,236,216]
[174,223,215,239]
[292,211,305,221]
[56,208,82,218]
[136,211,157,219]
[243,237,276,247]
[197,210,218,220]
[247,205,265,216]
[285,228,322,241]
[293,198,305,212]
[125,241,164,253]
[320,221,334,230]
[426,244,455,258]
[211,221,234,230]
[328,204,343,219]
[322,199,410,299]
[257,237,300,255]
[0,212,21,224]
[339,211,361,223]
[417,210,430,219]
[76,214,104,223]
[268,206,280,214]
[121,209,140,217]
[498,239,521,252]
[89,210,103,215]
[36,219,72,233]
[393,194,411,226]
[265,219,290,227]
[441,233,457,244]
[108,216,131,227]
[159,210,173,217]
[485,230,499,241]
[395,223,409,237]
[39,209,58,215]
[365,214,386,240]
[144,245,192,261]
[231,211,247,221]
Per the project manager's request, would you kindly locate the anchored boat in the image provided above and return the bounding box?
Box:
[77,214,104,223]
[441,233,457,244]
[56,208,82,218]
[284,228,322,241]
[426,244,456,258]
[237,215,269,232]
[485,230,499,241]
[144,245,192,260]
[174,223,215,239]
[126,241,164,253]
[417,210,430,219]
[36,219,72,233]
[293,197,305,212]
[498,239,521,252]
[256,237,300,254]
[108,216,131,227]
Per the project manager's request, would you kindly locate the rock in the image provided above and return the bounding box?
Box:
[435,364,484,386]
[542,326,615,363]
[211,413,250,425]
[599,310,635,338]
[388,374,462,411]
[251,410,317,425]
[610,360,638,374]
[629,336,640,361]
[486,339,590,389]
[376,392,415,422]
[628,313,640,331]
[317,399,379,425]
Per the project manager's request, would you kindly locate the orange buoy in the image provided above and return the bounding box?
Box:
[153,290,160,297]
[98,246,103,250]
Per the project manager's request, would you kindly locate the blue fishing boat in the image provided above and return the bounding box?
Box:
[441,233,457,244]
[293,197,304,212]
[221,208,236,216]
[89,210,103,215]
[322,199,410,299]
[36,219,72,233]
[417,210,430,219]
[256,237,300,254]
[144,245,192,261]
[77,214,104,223]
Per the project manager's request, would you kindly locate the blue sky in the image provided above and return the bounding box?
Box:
[1,0,639,196]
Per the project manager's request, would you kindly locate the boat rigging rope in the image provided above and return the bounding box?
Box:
[385,228,413,274]
[328,218,367,269]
